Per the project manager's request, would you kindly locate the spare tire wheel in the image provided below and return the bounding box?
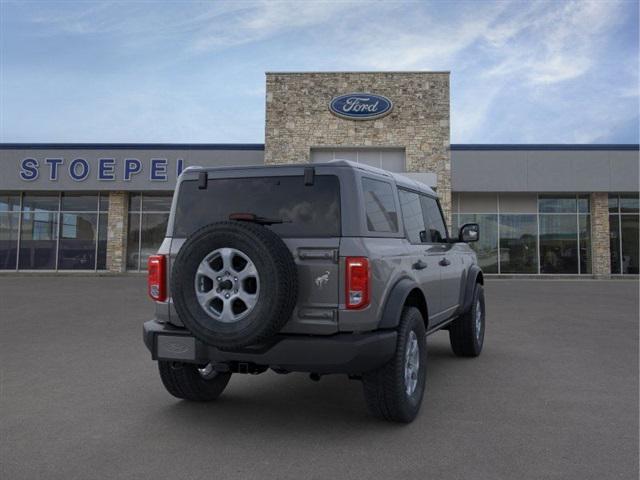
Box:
[171,221,298,349]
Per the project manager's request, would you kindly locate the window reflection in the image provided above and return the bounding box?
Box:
[499,215,537,273]
[538,196,577,214]
[539,215,578,274]
[620,215,639,274]
[19,211,58,269]
[127,192,173,271]
[454,213,498,273]
[140,213,170,268]
[0,192,20,212]
[127,213,141,270]
[57,213,98,270]
[609,215,621,274]
[609,194,639,274]
[579,215,591,274]
[0,212,19,269]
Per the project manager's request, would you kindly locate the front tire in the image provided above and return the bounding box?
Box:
[449,283,485,357]
[158,361,231,401]
[362,307,427,423]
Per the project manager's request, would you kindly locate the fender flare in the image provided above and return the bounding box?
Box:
[378,278,425,330]
[460,265,483,314]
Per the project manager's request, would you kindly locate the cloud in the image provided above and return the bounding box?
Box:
[482,0,624,85]
[2,0,637,143]
[188,1,369,52]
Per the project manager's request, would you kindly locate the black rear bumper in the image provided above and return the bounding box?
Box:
[143,320,397,374]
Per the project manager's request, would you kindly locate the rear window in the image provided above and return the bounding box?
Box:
[173,175,341,237]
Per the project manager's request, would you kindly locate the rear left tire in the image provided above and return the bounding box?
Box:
[158,361,231,401]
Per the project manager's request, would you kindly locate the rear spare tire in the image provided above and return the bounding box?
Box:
[171,221,298,349]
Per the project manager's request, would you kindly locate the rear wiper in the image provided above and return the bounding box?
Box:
[229,213,287,225]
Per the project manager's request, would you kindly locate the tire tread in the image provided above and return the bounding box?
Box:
[158,361,231,401]
[449,283,484,357]
[362,306,426,423]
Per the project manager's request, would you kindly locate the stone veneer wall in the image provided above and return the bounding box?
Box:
[590,192,611,277]
[264,72,452,223]
[106,191,129,272]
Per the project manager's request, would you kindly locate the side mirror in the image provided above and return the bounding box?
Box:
[459,223,479,243]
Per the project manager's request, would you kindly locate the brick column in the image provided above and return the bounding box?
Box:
[106,191,129,273]
[591,192,611,277]
[437,171,452,230]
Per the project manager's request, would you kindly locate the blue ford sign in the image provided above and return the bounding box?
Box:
[329,93,393,120]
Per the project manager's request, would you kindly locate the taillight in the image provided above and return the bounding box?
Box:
[148,255,167,301]
[345,257,369,309]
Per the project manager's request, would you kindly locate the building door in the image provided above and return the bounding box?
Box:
[311,148,405,172]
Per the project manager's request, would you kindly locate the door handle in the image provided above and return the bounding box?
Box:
[439,258,451,267]
[412,260,428,270]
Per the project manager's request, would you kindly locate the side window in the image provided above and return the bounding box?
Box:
[362,178,398,233]
[398,189,426,243]
[420,195,448,243]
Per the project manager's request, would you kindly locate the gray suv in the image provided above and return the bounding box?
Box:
[143,160,485,423]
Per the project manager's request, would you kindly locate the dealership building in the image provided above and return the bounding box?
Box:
[0,72,638,276]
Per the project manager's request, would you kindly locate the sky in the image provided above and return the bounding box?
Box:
[0,0,638,144]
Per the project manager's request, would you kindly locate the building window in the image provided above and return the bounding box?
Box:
[0,191,108,271]
[539,214,579,274]
[609,193,639,274]
[127,192,172,271]
[0,192,20,270]
[452,193,592,274]
[499,214,538,274]
[453,213,499,273]
[311,148,405,172]
[57,193,108,270]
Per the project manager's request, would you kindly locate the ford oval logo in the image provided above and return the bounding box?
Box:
[165,342,189,354]
[329,93,393,120]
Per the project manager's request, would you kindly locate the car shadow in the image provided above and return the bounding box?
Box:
[145,332,463,433]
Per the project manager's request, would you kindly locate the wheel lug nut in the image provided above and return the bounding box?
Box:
[234,277,238,281]
[216,276,221,281]
[224,294,230,299]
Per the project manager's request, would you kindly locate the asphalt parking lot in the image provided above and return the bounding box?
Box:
[1,276,638,480]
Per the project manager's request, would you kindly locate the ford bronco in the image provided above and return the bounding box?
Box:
[143,160,485,423]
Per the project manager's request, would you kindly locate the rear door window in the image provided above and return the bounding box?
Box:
[398,189,426,243]
[362,178,398,233]
[420,195,448,243]
[173,175,341,238]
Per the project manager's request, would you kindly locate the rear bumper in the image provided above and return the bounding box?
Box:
[143,320,397,374]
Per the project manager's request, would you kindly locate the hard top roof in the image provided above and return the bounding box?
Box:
[182,159,436,196]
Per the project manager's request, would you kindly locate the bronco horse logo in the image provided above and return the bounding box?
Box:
[315,271,330,288]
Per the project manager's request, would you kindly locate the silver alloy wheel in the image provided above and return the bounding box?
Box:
[475,299,482,340]
[404,330,420,396]
[194,247,260,323]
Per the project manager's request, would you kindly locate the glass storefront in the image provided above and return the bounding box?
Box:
[2,189,635,275]
[453,193,592,274]
[0,192,108,270]
[455,213,498,273]
[499,214,537,274]
[126,193,173,271]
[609,193,639,274]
